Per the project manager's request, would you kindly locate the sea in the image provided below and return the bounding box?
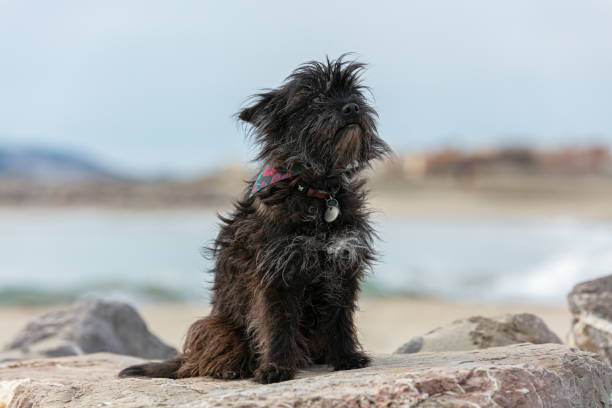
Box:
[1,208,611,305]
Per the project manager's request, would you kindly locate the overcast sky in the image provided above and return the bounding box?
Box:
[1,1,611,175]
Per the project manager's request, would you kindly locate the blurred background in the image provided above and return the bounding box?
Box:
[1,1,612,352]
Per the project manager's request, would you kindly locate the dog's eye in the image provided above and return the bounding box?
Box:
[313,94,326,104]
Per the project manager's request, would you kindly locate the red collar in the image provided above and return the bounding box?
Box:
[293,181,336,199]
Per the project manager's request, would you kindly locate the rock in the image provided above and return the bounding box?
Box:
[568,274,612,365]
[1,344,610,407]
[2,298,177,361]
[396,336,424,354]
[395,313,561,354]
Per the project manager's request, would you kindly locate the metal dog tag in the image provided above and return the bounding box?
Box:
[324,198,340,223]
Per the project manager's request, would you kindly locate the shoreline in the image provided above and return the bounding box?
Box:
[1,190,612,219]
[2,170,612,219]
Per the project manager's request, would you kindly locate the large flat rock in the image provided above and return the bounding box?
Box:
[1,344,611,407]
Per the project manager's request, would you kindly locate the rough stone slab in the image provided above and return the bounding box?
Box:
[1,344,611,407]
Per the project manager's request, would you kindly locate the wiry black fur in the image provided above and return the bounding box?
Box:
[119,55,391,384]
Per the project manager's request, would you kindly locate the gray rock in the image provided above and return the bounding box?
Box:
[1,344,611,407]
[568,274,612,365]
[395,313,562,354]
[2,298,177,361]
[395,336,423,354]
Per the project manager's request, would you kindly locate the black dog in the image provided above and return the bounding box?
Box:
[119,55,390,384]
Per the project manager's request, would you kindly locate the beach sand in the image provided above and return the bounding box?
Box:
[0,298,570,354]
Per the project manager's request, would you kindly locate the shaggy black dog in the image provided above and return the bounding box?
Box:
[119,55,390,384]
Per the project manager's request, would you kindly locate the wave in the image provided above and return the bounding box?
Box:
[0,283,203,306]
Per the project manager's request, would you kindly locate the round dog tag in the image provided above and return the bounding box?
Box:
[324,199,341,223]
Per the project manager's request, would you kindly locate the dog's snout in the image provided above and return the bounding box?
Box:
[342,103,359,116]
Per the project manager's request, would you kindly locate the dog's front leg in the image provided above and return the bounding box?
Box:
[252,285,308,384]
[325,274,371,371]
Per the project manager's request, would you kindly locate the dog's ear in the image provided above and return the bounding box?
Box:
[238,91,276,124]
[238,105,257,123]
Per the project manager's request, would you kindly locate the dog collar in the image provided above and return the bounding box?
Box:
[294,182,336,199]
[251,163,342,222]
[294,181,342,222]
[250,164,344,198]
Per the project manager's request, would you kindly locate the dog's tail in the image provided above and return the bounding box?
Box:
[118,355,184,379]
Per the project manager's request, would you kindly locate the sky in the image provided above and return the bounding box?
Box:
[1,1,612,176]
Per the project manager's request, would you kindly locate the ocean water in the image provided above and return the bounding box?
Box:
[1,209,611,305]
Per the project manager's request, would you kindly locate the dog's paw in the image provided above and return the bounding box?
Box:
[253,364,295,384]
[332,352,371,371]
[210,369,241,380]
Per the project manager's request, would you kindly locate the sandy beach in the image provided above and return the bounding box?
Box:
[0,297,570,354]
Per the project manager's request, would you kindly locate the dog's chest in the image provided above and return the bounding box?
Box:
[320,230,366,263]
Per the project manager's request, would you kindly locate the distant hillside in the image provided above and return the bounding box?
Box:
[0,146,120,184]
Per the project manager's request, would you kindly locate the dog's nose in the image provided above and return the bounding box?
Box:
[342,103,359,116]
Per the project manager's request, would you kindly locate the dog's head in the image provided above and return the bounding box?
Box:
[239,55,391,176]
